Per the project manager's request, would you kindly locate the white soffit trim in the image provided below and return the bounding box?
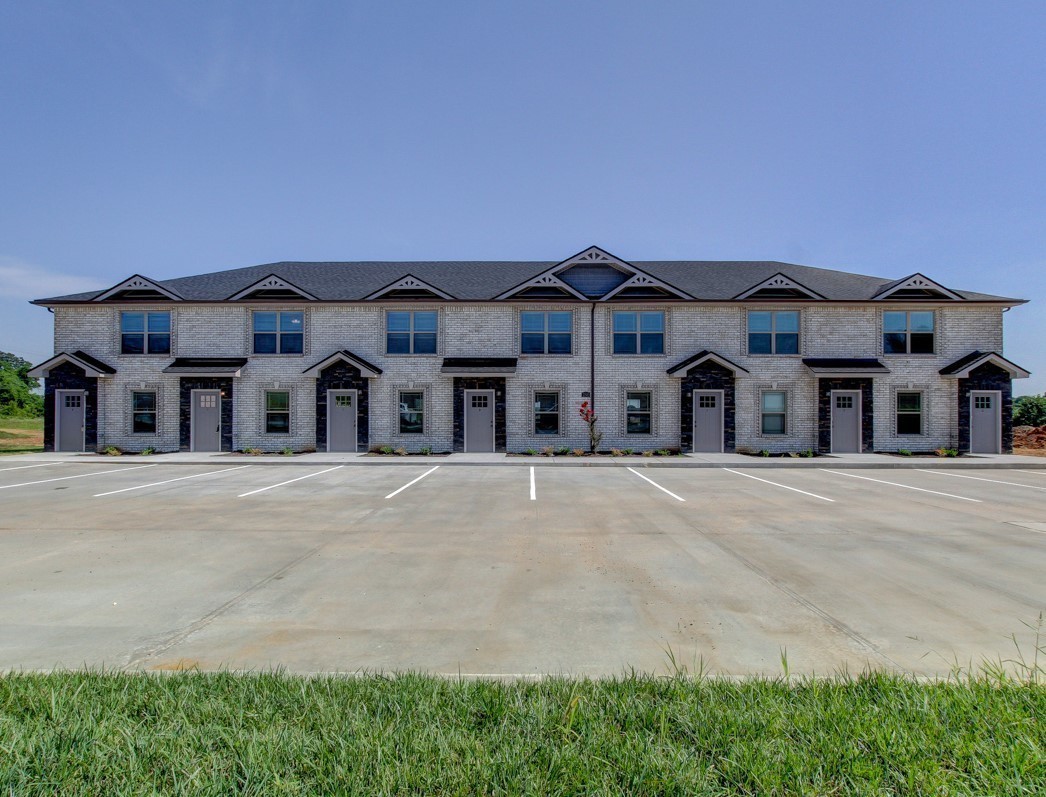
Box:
[733,272,824,300]
[874,273,963,301]
[302,352,382,378]
[364,275,456,300]
[93,275,182,301]
[227,274,318,301]
[27,353,110,378]
[944,353,1030,379]
[667,352,749,377]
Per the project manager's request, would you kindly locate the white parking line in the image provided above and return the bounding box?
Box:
[626,467,685,502]
[94,465,251,497]
[1018,470,1046,476]
[0,464,156,491]
[385,466,440,499]
[723,468,835,502]
[238,466,344,498]
[0,462,62,473]
[819,469,981,502]
[530,466,536,501]
[917,470,1046,492]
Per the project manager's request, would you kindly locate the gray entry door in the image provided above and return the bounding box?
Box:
[56,391,85,452]
[191,390,222,452]
[693,391,723,453]
[328,390,358,452]
[464,390,495,452]
[830,390,861,453]
[970,392,1000,453]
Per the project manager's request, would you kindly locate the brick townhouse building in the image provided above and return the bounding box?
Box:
[29,246,1029,455]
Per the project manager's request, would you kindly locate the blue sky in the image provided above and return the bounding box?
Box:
[1,1,1043,394]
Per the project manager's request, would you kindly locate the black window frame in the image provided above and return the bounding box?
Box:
[747,310,800,355]
[533,391,561,435]
[520,311,572,355]
[896,391,923,435]
[761,390,788,435]
[252,311,305,355]
[612,311,664,355]
[883,311,935,355]
[625,390,653,434]
[386,311,438,355]
[265,390,291,434]
[120,311,171,355]
[131,390,157,434]
[399,390,425,434]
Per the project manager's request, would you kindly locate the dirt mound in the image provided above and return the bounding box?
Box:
[1014,425,1046,449]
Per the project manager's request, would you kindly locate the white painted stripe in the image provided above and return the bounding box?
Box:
[94,466,251,497]
[237,466,343,498]
[1017,470,1046,476]
[916,469,1046,492]
[0,464,156,490]
[819,469,982,502]
[385,466,440,499]
[0,462,62,473]
[529,466,536,501]
[626,467,685,502]
[723,468,835,502]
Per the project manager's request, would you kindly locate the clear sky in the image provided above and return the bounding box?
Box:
[1,1,1043,394]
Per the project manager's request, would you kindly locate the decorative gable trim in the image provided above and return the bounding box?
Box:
[874,273,963,301]
[600,271,692,301]
[93,275,182,302]
[667,350,749,377]
[493,272,588,301]
[28,351,116,379]
[939,351,1030,379]
[364,275,456,301]
[227,274,318,301]
[302,350,383,378]
[733,272,824,300]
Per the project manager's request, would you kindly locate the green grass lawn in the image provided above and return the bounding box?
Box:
[1,672,1042,795]
[0,415,43,454]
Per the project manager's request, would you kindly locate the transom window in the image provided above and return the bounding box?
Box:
[265,391,290,434]
[534,392,560,435]
[253,312,304,354]
[761,391,787,435]
[613,312,664,355]
[626,391,652,434]
[896,391,922,435]
[883,311,934,354]
[748,311,799,355]
[387,311,437,355]
[121,312,171,354]
[132,391,157,434]
[520,311,572,354]
[399,391,424,433]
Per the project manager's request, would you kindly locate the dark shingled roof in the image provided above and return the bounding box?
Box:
[33,259,1024,304]
[802,358,890,371]
[72,350,117,374]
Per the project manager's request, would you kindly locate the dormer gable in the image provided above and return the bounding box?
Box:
[227,274,318,301]
[364,275,455,301]
[93,275,182,302]
[874,273,963,301]
[734,273,824,301]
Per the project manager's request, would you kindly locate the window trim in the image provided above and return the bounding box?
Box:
[611,310,665,356]
[882,310,936,356]
[746,309,801,356]
[264,389,291,434]
[120,311,172,355]
[760,389,788,436]
[131,390,158,435]
[252,310,305,356]
[519,310,573,356]
[385,310,439,356]
[625,389,654,435]
[398,389,425,434]
[895,390,925,436]
[533,390,562,436]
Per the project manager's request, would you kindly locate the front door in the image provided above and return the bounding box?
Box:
[693,390,723,453]
[328,390,358,452]
[970,391,1001,454]
[56,391,85,452]
[464,389,495,452]
[191,390,222,452]
[830,390,861,453]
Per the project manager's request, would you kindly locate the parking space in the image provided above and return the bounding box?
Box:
[0,460,1042,676]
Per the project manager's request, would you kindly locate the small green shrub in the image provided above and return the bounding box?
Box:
[556,446,570,456]
[899,449,912,457]
[799,449,814,458]
[379,445,394,455]
[420,446,432,456]
[280,447,294,456]
[140,447,155,456]
[104,445,122,456]
[525,448,538,456]
[760,449,771,457]
[656,449,670,456]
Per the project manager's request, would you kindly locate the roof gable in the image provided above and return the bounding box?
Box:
[874,273,963,301]
[93,275,182,302]
[734,273,825,300]
[364,275,456,301]
[227,274,318,301]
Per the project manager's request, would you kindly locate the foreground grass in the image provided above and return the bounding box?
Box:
[0,415,43,454]
[1,672,1043,795]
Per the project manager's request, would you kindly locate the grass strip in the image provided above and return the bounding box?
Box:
[1,671,1043,795]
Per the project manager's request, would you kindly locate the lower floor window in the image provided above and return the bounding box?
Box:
[761,391,787,435]
[626,391,652,434]
[534,391,559,435]
[400,391,424,433]
[896,391,922,435]
[265,391,290,434]
[132,391,156,434]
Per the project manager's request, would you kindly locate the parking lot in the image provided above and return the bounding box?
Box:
[0,458,1044,677]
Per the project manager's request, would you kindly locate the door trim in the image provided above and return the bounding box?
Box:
[969,389,1002,454]
[692,389,725,453]
[55,389,86,452]
[463,389,496,453]
[829,389,862,454]
[326,389,358,453]
[189,389,222,453]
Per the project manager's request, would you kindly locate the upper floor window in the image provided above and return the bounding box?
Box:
[121,312,170,355]
[521,311,572,354]
[748,311,799,355]
[613,311,664,355]
[253,311,304,354]
[387,311,437,355]
[883,311,934,354]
